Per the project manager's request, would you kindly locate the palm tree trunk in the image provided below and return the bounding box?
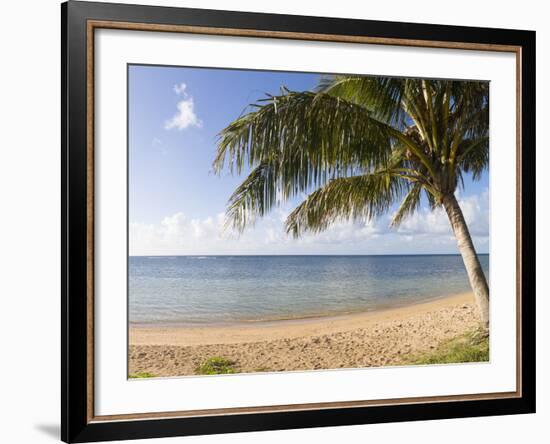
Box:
[442,193,489,327]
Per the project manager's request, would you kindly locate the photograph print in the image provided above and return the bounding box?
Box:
[128,65,490,379]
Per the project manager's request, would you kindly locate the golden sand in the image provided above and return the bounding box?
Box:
[129,292,480,377]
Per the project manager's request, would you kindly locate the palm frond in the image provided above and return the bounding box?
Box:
[215,76,489,237]
[458,136,489,180]
[391,182,422,227]
[425,188,438,209]
[224,159,279,232]
[447,83,489,162]
[214,91,398,185]
[285,173,408,237]
[318,75,407,127]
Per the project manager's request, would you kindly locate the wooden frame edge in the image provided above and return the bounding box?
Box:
[84,18,524,425]
[89,19,522,53]
[90,391,521,423]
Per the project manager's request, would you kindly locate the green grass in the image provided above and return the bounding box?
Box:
[129,372,156,379]
[407,329,489,365]
[196,357,237,375]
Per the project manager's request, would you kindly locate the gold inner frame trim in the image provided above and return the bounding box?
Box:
[86,19,523,423]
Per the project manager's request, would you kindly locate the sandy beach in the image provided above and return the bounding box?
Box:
[129,292,481,377]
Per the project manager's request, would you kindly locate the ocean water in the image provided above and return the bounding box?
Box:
[129,255,489,326]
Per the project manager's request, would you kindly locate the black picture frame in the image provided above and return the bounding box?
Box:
[61,1,536,442]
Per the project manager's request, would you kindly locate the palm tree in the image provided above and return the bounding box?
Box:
[213,76,489,326]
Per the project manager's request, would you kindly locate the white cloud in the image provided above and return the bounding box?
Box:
[164,83,202,130]
[396,189,489,237]
[173,82,187,96]
[165,98,202,130]
[130,190,489,256]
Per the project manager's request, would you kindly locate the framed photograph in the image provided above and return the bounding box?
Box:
[61,1,535,442]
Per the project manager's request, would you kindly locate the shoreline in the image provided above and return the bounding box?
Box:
[130,292,474,346]
[129,291,483,377]
[130,291,471,330]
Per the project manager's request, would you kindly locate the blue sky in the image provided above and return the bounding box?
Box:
[129,65,489,256]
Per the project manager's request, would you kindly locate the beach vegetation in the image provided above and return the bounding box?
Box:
[196,357,237,375]
[214,77,490,326]
[129,372,156,379]
[408,329,489,365]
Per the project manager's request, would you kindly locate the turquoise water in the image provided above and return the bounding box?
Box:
[129,254,489,326]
